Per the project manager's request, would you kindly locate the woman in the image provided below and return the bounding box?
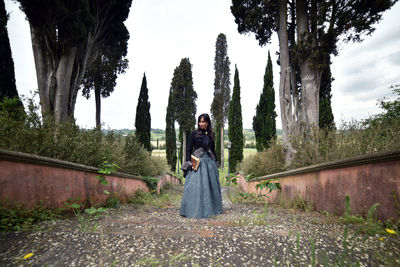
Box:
[180,113,223,218]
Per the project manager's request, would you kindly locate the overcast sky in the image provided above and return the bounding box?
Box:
[4,0,400,130]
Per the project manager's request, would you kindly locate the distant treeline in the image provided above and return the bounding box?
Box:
[103,128,283,144]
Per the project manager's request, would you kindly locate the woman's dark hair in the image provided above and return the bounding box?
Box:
[197,113,214,140]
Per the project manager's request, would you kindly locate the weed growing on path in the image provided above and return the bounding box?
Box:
[289,195,313,212]
[0,200,62,232]
[128,186,181,209]
[64,199,107,232]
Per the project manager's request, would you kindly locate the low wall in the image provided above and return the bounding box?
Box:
[157,173,181,194]
[237,151,400,220]
[0,149,180,209]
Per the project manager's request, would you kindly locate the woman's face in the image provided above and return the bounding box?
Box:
[199,117,208,130]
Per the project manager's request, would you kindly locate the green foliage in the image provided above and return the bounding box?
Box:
[0,200,62,232]
[290,118,400,169]
[105,195,120,209]
[65,199,107,232]
[211,33,231,128]
[253,51,277,151]
[81,18,129,127]
[226,173,281,204]
[0,0,19,103]
[255,179,282,197]
[171,58,197,132]
[289,195,313,212]
[165,88,177,171]
[17,0,133,123]
[135,73,152,151]
[214,121,222,164]
[128,187,181,208]
[178,126,192,164]
[143,176,159,194]
[241,141,285,176]
[128,190,151,205]
[96,161,120,186]
[121,134,168,176]
[0,94,167,176]
[319,54,335,130]
[369,84,400,123]
[228,65,244,172]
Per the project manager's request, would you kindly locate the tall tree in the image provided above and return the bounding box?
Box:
[253,51,277,151]
[319,54,334,130]
[228,65,244,172]
[211,33,231,169]
[231,0,397,164]
[81,39,128,128]
[165,87,177,172]
[135,73,151,152]
[171,58,197,164]
[16,0,132,123]
[0,0,19,102]
[214,120,222,167]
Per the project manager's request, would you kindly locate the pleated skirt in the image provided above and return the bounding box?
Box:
[179,152,223,218]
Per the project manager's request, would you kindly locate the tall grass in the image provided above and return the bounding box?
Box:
[0,96,167,176]
[241,118,400,177]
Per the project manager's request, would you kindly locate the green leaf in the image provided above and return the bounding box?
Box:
[104,190,110,195]
[85,207,97,215]
[70,203,81,209]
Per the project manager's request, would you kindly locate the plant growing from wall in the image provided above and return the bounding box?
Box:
[143,176,159,194]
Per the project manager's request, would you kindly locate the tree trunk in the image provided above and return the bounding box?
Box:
[95,84,101,128]
[30,24,95,124]
[296,0,321,129]
[277,0,295,165]
[220,125,224,170]
[30,25,55,118]
[54,47,77,123]
[182,130,187,165]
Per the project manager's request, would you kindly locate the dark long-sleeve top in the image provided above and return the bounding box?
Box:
[186,129,217,162]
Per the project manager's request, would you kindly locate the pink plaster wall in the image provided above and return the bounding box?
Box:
[0,160,149,208]
[0,149,180,209]
[238,152,400,220]
[156,173,181,194]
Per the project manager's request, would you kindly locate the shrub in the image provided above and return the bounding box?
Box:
[240,141,285,177]
[0,94,167,176]
[120,135,168,176]
[0,199,62,232]
[290,119,400,169]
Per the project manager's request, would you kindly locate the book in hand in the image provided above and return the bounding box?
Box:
[191,155,200,171]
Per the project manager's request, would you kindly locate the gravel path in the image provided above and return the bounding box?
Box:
[1,185,399,266]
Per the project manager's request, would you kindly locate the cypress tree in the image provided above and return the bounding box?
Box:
[319,55,335,130]
[165,87,176,171]
[135,73,151,151]
[211,33,231,169]
[171,58,197,163]
[214,120,221,166]
[228,65,244,172]
[253,51,277,151]
[0,0,19,102]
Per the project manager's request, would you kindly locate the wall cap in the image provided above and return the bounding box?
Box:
[0,148,144,181]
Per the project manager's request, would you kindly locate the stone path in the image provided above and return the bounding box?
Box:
[0,185,399,266]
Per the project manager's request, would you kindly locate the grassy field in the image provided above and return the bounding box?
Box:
[152,148,257,161]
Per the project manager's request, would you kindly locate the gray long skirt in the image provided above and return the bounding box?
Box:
[179,152,223,218]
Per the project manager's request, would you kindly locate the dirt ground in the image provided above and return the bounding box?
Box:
[0,185,399,266]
